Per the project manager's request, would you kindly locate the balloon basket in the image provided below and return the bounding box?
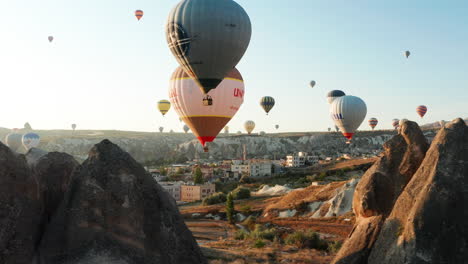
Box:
[203,146,209,152]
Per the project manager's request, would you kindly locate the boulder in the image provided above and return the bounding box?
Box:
[0,143,43,264]
[368,118,468,263]
[38,140,206,264]
[333,121,429,264]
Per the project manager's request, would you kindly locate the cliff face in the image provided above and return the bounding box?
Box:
[333,118,468,264]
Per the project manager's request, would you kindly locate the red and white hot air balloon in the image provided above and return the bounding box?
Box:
[368,118,378,130]
[169,66,245,152]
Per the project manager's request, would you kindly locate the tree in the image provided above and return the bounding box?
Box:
[193,167,204,184]
[226,193,235,224]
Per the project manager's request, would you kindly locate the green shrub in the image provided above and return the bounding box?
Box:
[285,230,328,250]
[202,192,227,206]
[327,240,343,253]
[234,229,249,240]
[317,172,327,181]
[253,239,266,248]
[250,224,277,241]
[232,187,251,200]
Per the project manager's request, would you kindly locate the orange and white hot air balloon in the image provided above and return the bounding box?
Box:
[135,10,144,21]
[169,66,245,152]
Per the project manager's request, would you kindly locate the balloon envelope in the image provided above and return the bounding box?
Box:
[183,124,190,133]
[158,100,171,116]
[169,66,244,146]
[5,133,23,151]
[48,36,53,42]
[368,118,378,130]
[416,105,427,118]
[71,124,77,130]
[135,10,144,20]
[166,0,251,95]
[327,90,346,104]
[260,96,275,115]
[275,125,279,130]
[159,127,164,133]
[244,120,255,134]
[330,96,367,140]
[405,51,411,58]
[22,133,40,150]
[310,80,316,88]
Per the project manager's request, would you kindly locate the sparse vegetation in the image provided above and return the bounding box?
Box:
[232,187,251,200]
[202,192,227,206]
[285,230,328,250]
[253,239,266,248]
[239,204,252,215]
[226,193,235,224]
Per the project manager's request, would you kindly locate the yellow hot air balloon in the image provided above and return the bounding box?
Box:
[244,120,255,135]
[157,100,171,116]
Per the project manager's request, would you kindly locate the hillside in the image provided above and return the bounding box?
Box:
[0,128,439,163]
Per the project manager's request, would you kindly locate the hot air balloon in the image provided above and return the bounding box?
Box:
[224,126,229,134]
[71,124,77,131]
[310,80,316,88]
[330,95,367,140]
[260,131,266,136]
[5,131,23,152]
[48,36,54,43]
[159,127,164,133]
[275,124,279,130]
[135,10,144,20]
[237,131,242,135]
[183,124,190,133]
[260,96,275,115]
[328,127,331,132]
[244,120,255,135]
[22,133,40,150]
[327,90,346,104]
[165,0,252,105]
[368,118,378,130]
[416,105,427,118]
[335,125,339,132]
[404,51,411,58]
[392,119,400,130]
[158,100,171,116]
[169,66,244,152]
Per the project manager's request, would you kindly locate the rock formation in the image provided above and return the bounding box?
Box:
[38,140,206,264]
[368,118,468,263]
[0,143,43,264]
[333,118,467,264]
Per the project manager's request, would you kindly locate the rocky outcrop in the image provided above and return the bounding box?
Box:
[333,118,468,264]
[368,118,468,263]
[312,178,359,218]
[38,140,206,264]
[333,120,429,264]
[0,143,43,264]
[34,152,79,223]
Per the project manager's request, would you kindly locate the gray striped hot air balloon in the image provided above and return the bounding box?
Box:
[5,131,23,151]
[260,96,275,115]
[166,0,252,103]
[330,95,367,140]
[183,124,190,133]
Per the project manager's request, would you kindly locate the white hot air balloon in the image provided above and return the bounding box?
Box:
[330,95,367,141]
[5,130,23,151]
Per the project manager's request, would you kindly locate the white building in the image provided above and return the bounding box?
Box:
[159,182,181,201]
[231,162,250,175]
[286,152,318,167]
[249,160,272,177]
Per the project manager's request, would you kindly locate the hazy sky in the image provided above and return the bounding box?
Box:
[1,0,467,133]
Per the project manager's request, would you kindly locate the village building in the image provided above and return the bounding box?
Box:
[180,184,216,202]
